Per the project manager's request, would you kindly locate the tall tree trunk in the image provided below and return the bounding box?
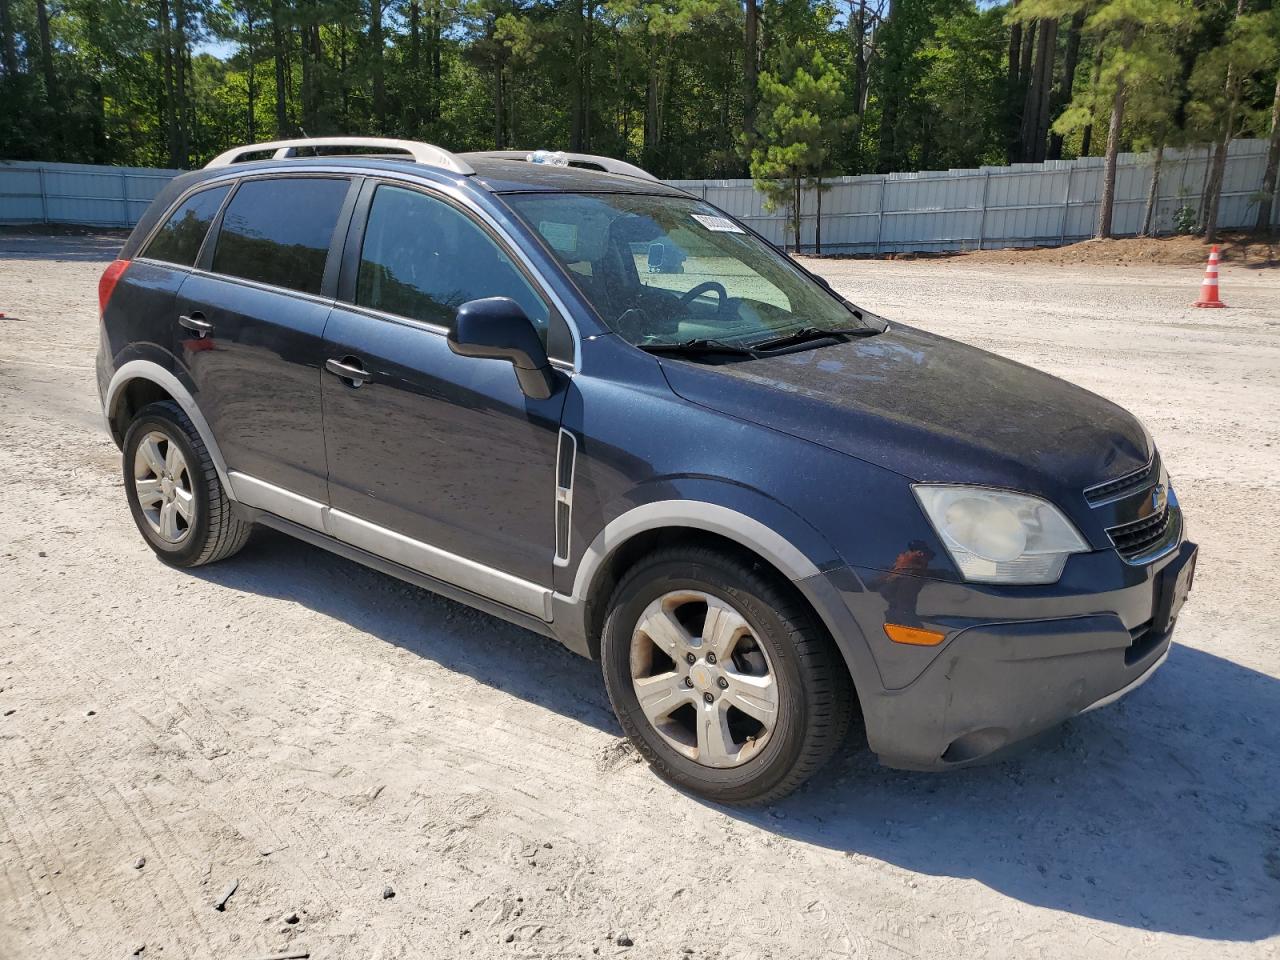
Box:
[1256,68,1280,233]
[815,179,823,255]
[271,0,288,136]
[851,0,871,117]
[1007,18,1035,162]
[172,0,189,166]
[299,10,323,135]
[1017,21,1035,86]
[792,177,801,251]
[1097,74,1127,239]
[408,0,420,74]
[1019,18,1056,162]
[369,0,385,129]
[1203,0,1247,244]
[583,0,593,149]
[1031,19,1057,162]
[644,33,662,165]
[1080,44,1104,157]
[1047,12,1083,161]
[744,0,759,134]
[570,0,586,150]
[430,0,441,121]
[158,0,179,161]
[1141,143,1164,237]
[246,7,257,143]
[1007,1,1021,87]
[406,0,420,132]
[34,0,58,116]
[494,66,504,148]
[0,0,18,79]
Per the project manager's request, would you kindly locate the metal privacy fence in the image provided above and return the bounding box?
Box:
[1,138,1275,253]
[0,161,180,229]
[674,138,1276,253]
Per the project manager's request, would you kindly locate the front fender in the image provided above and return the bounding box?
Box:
[550,480,885,708]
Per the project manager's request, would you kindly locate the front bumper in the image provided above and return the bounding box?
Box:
[830,538,1198,771]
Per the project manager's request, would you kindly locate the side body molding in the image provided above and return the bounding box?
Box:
[104,360,238,498]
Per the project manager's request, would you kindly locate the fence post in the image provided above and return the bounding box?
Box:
[874,177,886,255]
[119,170,130,227]
[37,166,49,223]
[1059,167,1074,244]
[976,171,991,251]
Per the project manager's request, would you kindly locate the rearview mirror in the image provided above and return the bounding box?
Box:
[448,297,556,400]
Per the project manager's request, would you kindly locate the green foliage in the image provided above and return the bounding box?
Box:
[744,41,844,247]
[0,0,1274,196]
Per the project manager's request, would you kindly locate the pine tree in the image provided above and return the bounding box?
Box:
[744,42,845,252]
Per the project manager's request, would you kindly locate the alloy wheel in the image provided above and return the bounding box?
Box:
[629,590,779,768]
[132,431,194,543]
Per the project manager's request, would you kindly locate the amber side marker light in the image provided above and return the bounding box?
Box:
[884,623,947,646]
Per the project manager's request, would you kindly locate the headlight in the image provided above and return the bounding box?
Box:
[912,485,1089,584]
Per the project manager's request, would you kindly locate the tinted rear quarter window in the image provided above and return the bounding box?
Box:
[212,177,349,295]
[143,184,230,266]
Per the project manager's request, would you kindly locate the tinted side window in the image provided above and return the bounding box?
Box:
[212,177,349,295]
[143,185,230,266]
[356,185,550,340]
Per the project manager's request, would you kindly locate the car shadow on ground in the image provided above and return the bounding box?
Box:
[192,527,622,735]
[195,528,1280,944]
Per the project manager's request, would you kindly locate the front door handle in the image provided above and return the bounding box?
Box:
[325,356,371,388]
[178,312,213,337]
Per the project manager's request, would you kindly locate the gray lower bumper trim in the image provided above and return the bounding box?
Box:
[1080,647,1169,714]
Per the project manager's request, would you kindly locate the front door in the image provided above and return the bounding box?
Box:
[176,175,354,502]
[320,182,570,612]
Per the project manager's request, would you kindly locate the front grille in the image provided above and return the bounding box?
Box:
[1084,453,1159,506]
[1107,506,1172,561]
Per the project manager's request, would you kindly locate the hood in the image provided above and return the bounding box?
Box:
[658,324,1150,499]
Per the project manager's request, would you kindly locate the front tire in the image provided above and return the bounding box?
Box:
[601,545,853,805]
[121,400,251,568]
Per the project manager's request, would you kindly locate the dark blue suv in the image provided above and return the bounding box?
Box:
[97,138,1197,804]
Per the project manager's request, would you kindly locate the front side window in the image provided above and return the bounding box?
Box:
[143,184,230,266]
[356,184,551,342]
[212,177,350,295]
[504,193,869,350]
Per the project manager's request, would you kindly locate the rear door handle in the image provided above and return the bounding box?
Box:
[325,357,371,387]
[178,313,213,337]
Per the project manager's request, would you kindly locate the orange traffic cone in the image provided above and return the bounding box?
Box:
[1193,245,1226,308]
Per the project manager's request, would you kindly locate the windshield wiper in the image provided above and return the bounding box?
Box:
[748,325,880,352]
[637,338,760,359]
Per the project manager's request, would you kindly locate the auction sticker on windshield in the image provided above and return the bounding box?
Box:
[691,214,744,233]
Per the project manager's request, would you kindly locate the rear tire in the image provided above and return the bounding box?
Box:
[122,401,251,568]
[601,545,852,805]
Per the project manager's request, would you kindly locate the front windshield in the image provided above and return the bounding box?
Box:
[504,192,868,349]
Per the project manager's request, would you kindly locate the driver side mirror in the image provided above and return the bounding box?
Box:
[448,297,557,400]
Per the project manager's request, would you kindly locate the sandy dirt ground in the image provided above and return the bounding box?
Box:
[1,232,1278,960]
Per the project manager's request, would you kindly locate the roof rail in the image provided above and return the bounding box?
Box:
[204,137,475,175]
[462,151,660,183]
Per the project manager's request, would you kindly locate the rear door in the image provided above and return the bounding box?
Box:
[110,182,233,366]
[319,180,572,607]
[175,175,357,503]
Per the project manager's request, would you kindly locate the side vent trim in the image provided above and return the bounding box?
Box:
[554,428,577,567]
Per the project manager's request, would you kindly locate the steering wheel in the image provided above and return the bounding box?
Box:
[678,281,729,310]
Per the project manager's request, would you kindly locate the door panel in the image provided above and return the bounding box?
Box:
[174,175,354,501]
[321,305,567,586]
[175,274,333,501]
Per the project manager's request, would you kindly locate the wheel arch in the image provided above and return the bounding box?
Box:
[558,500,881,721]
[104,360,237,497]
